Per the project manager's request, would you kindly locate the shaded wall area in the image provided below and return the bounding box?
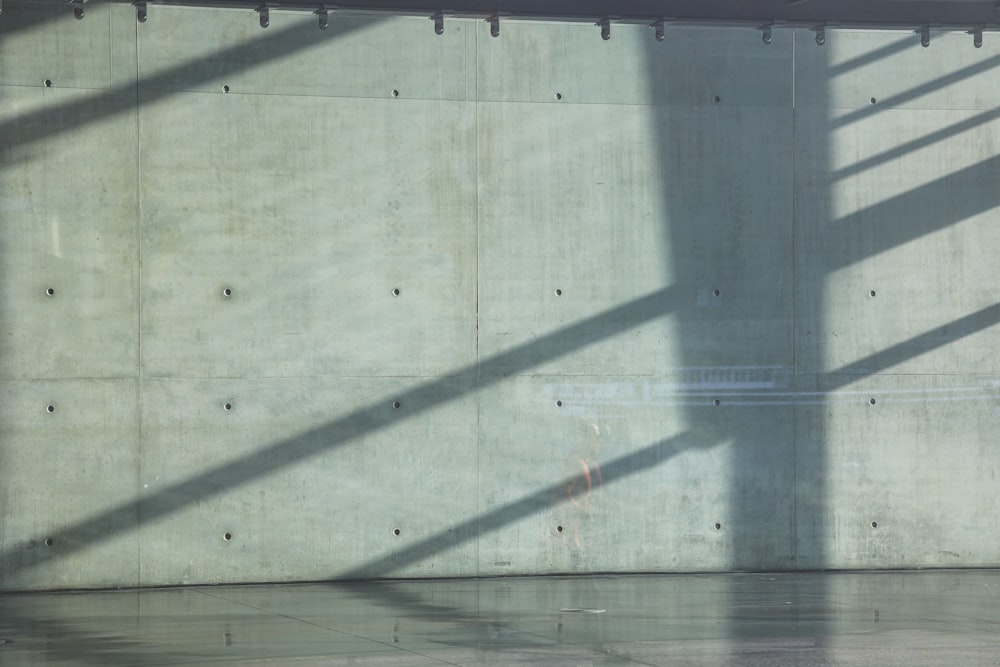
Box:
[0,3,998,590]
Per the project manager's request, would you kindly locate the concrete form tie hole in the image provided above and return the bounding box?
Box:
[554,288,562,296]
[554,92,562,100]
[223,85,230,93]
[391,89,399,97]
[556,400,563,407]
[44,537,54,546]
[44,79,52,88]
[223,532,232,541]
[392,288,400,297]
[869,397,877,406]
[713,399,720,406]
[393,528,401,536]
[224,402,232,411]
[869,289,876,298]
[392,401,401,409]
[46,404,55,414]
[869,97,877,105]
[714,522,721,530]
[871,521,878,529]
[45,287,55,296]
[223,287,232,298]
[556,525,564,533]
[713,289,720,297]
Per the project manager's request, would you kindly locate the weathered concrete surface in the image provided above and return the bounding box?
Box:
[1,3,998,590]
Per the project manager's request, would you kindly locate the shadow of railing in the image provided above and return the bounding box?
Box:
[827,303,1000,381]
[832,54,1000,130]
[0,4,376,152]
[1,285,683,580]
[826,35,914,78]
[826,153,1000,269]
[832,107,1000,182]
[3,7,1000,596]
[341,430,713,579]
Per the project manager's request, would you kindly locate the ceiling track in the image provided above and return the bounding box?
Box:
[10,0,1000,34]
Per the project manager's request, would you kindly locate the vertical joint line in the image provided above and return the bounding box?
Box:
[134,7,144,586]
[473,18,482,577]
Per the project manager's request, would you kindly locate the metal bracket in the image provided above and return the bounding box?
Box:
[597,17,611,39]
[759,22,773,43]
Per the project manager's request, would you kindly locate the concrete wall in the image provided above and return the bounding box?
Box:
[1,3,998,591]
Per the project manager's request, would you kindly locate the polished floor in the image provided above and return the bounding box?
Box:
[3,571,1000,666]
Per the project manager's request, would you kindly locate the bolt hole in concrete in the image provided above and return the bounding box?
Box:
[46,287,55,296]
[44,538,54,546]
[391,89,399,97]
[392,401,401,409]
[393,528,400,536]
[223,287,232,298]
[44,79,52,88]
[223,532,232,541]
[224,402,232,411]
[715,522,721,530]
[46,404,55,413]
[223,85,230,93]
[869,397,877,405]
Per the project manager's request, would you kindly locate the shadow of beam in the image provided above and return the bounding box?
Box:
[827,35,914,78]
[832,107,1000,182]
[832,55,1000,130]
[339,431,712,579]
[1,285,682,580]
[0,8,373,151]
[830,153,1000,269]
[826,302,1000,383]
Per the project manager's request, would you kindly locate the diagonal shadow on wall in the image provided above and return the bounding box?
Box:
[824,153,1000,270]
[3,7,999,594]
[0,3,375,153]
[1,285,683,581]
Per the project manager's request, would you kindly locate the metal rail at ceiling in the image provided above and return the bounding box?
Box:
[8,0,1000,35]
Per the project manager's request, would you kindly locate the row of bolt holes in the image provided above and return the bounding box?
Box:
[43,400,396,412]
[42,80,880,107]
[228,522,890,542]
[553,398,879,408]
[42,397,882,413]
[46,521,885,547]
[42,288,880,299]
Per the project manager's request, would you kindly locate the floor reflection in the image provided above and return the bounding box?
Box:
[3,571,1000,666]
